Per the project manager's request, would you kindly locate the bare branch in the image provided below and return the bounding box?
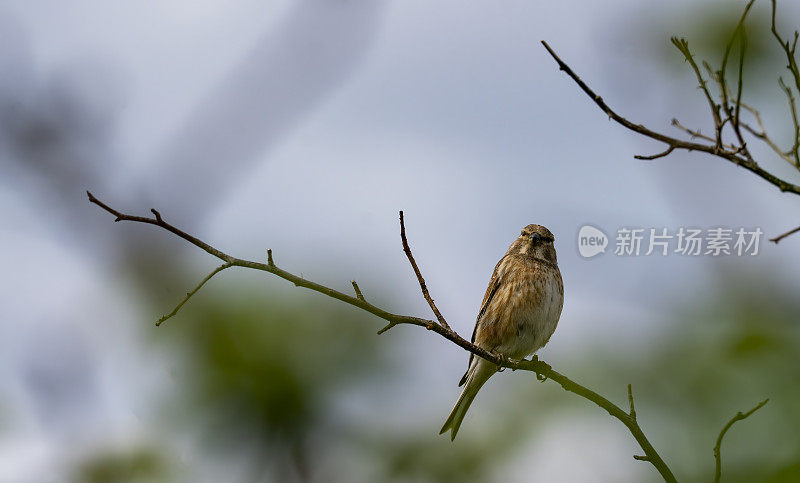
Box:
[89,192,677,483]
[713,399,769,483]
[769,225,800,244]
[540,41,800,196]
[399,211,450,330]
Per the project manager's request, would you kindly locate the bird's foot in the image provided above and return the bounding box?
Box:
[490,350,512,372]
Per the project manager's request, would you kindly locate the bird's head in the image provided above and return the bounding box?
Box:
[510,224,557,263]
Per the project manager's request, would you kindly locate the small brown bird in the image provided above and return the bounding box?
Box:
[440,224,564,440]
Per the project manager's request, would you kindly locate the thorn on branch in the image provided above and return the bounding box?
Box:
[628,384,637,421]
[150,208,163,222]
[267,249,274,267]
[352,280,365,301]
[377,322,396,335]
[633,455,650,462]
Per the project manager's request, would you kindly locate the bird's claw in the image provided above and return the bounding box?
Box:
[506,357,521,371]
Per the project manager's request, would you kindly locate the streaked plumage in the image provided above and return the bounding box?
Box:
[440,224,564,440]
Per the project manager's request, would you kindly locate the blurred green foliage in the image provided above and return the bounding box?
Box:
[150,280,545,482]
[72,447,169,483]
[161,286,387,480]
[650,0,785,89]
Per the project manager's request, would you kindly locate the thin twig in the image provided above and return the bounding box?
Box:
[671,37,723,150]
[671,119,735,149]
[716,73,798,167]
[635,146,675,160]
[399,211,451,330]
[89,192,678,483]
[734,25,747,134]
[156,262,233,326]
[779,78,800,168]
[769,225,800,244]
[713,399,769,483]
[771,0,800,168]
[771,0,800,95]
[718,0,755,163]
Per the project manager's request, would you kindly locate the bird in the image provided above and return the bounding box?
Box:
[440,224,564,440]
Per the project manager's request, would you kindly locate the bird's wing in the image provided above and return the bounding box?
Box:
[459,259,503,387]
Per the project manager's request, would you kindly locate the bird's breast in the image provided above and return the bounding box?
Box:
[479,262,563,358]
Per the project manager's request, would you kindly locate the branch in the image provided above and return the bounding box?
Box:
[398,211,450,331]
[713,399,769,483]
[88,191,677,483]
[769,225,800,244]
[540,41,800,196]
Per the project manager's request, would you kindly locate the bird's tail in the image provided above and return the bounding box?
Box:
[439,358,496,441]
